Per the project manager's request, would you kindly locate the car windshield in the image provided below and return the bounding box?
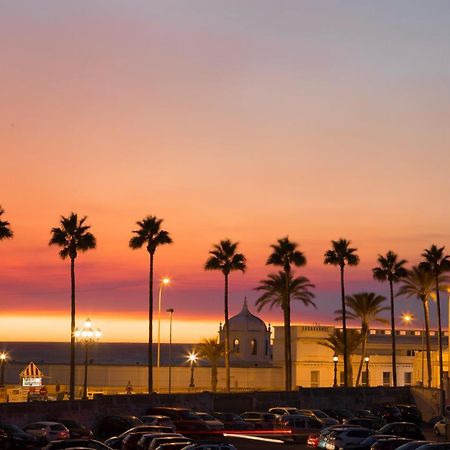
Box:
[312,410,328,418]
[179,412,201,420]
[50,424,67,431]
[1,424,24,433]
[360,436,379,446]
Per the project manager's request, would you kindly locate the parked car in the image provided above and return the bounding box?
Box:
[343,418,382,430]
[210,412,254,431]
[341,434,399,450]
[148,436,192,450]
[94,416,143,441]
[135,433,185,450]
[414,444,450,450]
[372,405,402,424]
[394,406,423,425]
[104,428,175,449]
[269,407,299,415]
[323,409,353,423]
[378,423,425,441]
[195,413,224,431]
[43,439,112,450]
[298,410,339,427]
[325,428,376,450]
[145,407,209,434]
[396,441,433,450]
[278,414,323,442]
[240,412,279,429]
[433,418,450,436]
[50,420,92,439]
[315,425,362,449]
[353,410,378,420]
[371,437,412,450]
[156,443,195,450]
[23,421,70,444]
[139,416,176,431]
[0,423,37,448]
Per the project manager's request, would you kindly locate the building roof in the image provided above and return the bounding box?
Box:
[225,299,267,332]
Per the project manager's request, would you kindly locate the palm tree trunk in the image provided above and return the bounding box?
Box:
[224,273,231,392]
[340,265,349,387]
[389,280,397,387]
[422,298,432,388]
[356,330,367,386]
[211,365,218,392]
[148,251,154,393]
[285,268,292,391]
[69,257,76,401]
[435,273,444,414]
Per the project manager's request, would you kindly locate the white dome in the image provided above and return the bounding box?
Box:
[227,299,267,332]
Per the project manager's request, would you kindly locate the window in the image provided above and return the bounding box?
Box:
[233,339,240,353]
[406,350,415,356]
[404,372,412,386]
[311,371,320,388]
[383,372,391,387]
[251,339,257,355]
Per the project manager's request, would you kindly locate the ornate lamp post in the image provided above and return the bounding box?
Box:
[157,277,170,392]
[0,353,7,387]
[187,352,198,388]
[364,356,370,387]
[75,318,101,400]
[166,308,174,394]
[333,355,338,387]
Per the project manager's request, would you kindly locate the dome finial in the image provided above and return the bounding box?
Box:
[243,296,249,311]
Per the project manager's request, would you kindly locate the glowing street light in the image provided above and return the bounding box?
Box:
[401,313,414,325]
[401,311,425,386]
[333,355,338,388]
[187,351,198,388]
[364,356,370,387]
[75,318,101,400]
[0,353,7,387]
[157,277,170,392]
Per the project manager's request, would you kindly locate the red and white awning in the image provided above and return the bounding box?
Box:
[20,362,44,378]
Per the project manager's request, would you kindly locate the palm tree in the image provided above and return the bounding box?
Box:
[266,237,306,391]
[49,212,96,400]
[319,329,363,386]
[419,244,450,413]
[398,266,450,388]
[323,239,359,387]
[129,216,173,393]
[204,239,247,392]
[0,206,13,240]
[197,337,225,391]
[255,271,315,389]
[372,250,408,387]
[335,292,388,386]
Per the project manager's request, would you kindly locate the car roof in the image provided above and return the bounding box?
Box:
[30,421,64,425]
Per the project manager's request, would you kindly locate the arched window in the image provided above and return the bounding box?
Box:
[233,338,240,353]
[251,339,257,355]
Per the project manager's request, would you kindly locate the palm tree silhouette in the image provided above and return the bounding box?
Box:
[197,337,225,391]
[0,206,13,241]
[398,266,450,388]
[255,270,315,390]
[49,212,96,400]
[419,244,450,413]
[324,238,359,387]
[129,215,172,393]
[204,239,246,392]
[372,250,407,387]
[335,292,388,386]
[266,237,306,390]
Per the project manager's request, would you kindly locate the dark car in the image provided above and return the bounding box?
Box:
[240,412,278,429]
[49,420,92,439]
[104,427,175,449]
[371,437,412,450]
[343,435,401,450]
[43,439,112,450]
[344,418,382,430]
[210,412,253,431]
[323,409,353,423]
[378,423,425,441]
[0,422,37,448]
[372,406,402,424]
[135,433,185,450]
[145,408,209,435]
[414,444,450,450]
[94,416,143,441]
[396,441,433,450]
[394,406,423,425]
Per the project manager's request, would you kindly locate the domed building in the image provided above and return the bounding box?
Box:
[219,298,272,366]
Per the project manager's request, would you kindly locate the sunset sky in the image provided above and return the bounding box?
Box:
[1,1,450,342]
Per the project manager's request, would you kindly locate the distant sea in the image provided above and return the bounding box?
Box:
[0,342,202,366]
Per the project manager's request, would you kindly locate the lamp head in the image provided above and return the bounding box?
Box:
[187,352,198,363]
[333,355,338,363]
[364,356,370,363]
[162,277,170,286]
[0,352,7,361]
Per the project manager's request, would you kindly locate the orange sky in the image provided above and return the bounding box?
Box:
[1,1,450,342]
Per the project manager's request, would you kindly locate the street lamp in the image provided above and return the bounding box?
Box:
[333,355,338,387]
[364,356,370,387]
[0,353,7,387]
[401,312,425,387]
[166,308,174,394]
[187,352,198,388]
[75,318,101,400]
[157,277,170,392]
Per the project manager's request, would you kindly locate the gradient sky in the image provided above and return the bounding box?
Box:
[1,1,450,342]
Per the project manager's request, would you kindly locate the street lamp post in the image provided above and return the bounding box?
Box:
[187,352,198,388]
[364,356,370,387]
[0,353,7,387]
[166,308,174,394]
[75,318,101,400]
[157,277,170,392]
[333,355,338,387]
[402,312,424,387]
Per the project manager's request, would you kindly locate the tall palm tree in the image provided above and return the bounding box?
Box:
[204,239,247,392]
[129,215,172,393]
[266,237,306,391]
[398,266,450,388]
[419,244,450,413]
[323,238,359,387]
[49,212,96,400]
[335,292,388,386]
[197,337,225,392]
[319,329,363,387]
[372,250,408,387]
[255,271,315,389]
[0,206,13,240]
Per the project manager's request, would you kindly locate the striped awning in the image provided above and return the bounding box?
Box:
[20,362,44,378]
